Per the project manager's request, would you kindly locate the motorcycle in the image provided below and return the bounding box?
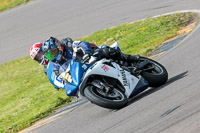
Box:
[46,42,168,109]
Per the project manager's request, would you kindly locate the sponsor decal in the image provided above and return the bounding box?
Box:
[82,64,87,70]
[67,90,71,94]
[51,72,55,81]
[120,70,129,86]
[101,64,109,72]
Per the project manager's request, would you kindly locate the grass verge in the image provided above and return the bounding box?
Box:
[0,12,199,133]
[0,0,30,12]
[81,12,199,56]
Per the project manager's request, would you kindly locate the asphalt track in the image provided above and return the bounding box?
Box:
[2,0,200,133]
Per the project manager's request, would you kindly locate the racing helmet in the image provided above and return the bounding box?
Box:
[42,37,63,62]
[30,42,49,65]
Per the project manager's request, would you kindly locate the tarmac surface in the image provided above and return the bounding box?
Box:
[2,0,200,133]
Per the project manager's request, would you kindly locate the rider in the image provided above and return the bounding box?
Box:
[30,42,64,90]
[30,37,140,88]
[42,37,140,66]
[29,38,97,89]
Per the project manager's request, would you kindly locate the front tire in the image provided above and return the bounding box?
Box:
[140,57,168,87]
[84,85,128,109]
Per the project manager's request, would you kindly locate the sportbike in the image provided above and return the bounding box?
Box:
[46,43,168,109]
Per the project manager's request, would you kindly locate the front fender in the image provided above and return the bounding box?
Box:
[65,82,78,96]
[65,60,92,96]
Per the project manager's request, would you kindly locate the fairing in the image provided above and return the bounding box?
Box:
[46,61,65,89]
[65,59,92,96]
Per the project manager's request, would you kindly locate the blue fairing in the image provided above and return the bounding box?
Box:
[46,61,65,89]
[65,59,92,96]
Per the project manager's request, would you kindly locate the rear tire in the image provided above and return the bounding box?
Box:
[84,85,128,109]
[140,57,168,87]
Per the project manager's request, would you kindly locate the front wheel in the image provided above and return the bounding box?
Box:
[84,85,128,109]
[139,57,168,87]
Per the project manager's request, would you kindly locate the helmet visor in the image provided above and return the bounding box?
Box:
[45,47,59,61]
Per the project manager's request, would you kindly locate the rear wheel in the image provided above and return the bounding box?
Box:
[139,57,168,87]
[84,85,128,109]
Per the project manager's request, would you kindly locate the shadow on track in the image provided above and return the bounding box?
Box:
[126,71,188,107]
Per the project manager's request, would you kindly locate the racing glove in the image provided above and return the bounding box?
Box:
[81,53,91,63]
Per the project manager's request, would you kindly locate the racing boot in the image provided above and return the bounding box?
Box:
[120,53,140,63]
[97,46,140,62]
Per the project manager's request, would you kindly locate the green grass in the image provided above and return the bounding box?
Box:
[0,12,199,133]
[81,12,198,56]
[0,57,72,133]
[0,0,30,12]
